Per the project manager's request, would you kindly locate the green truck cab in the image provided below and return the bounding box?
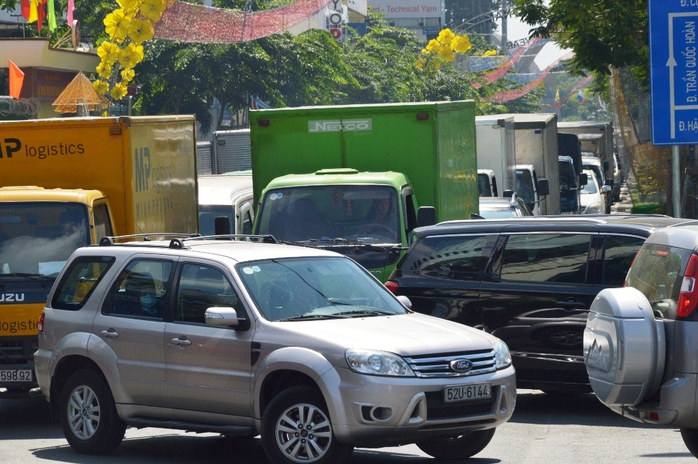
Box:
[250,101,479,281]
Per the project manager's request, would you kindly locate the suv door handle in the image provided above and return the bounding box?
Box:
[171,337,192,347]
[556,300,587,310]
[101,329,119,338]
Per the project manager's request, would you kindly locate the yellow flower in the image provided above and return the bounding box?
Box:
[117,0,141,13]
[140,0,166,22]
[120,68,135,83]
[119,43,144,69]
[483,49,497,57]
[97,41,120,65]
[93,80,109,95]
[436,45,456,62]
[111,83,128,100]
[415,57,425,69]
[128,18,154,44]
[96,61,112,80]
[451,35,472,54]
[425,39,440,54]
[433,61,441,70]
[104,9,131,43]
[437,28,455,45]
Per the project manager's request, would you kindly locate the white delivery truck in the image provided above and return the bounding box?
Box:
[476,115,516,197]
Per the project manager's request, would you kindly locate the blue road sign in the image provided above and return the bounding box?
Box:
[649,0,698,145]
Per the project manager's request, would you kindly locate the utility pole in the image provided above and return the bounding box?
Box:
[501,0,508,52]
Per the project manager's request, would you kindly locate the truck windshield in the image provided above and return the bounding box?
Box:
[199,205,234,235]
[256,186,400,244]
[0,203,90,277]
[516,170,535,210]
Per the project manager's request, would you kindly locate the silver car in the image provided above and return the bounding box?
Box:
[584,225,698,458]
[34,236,516,463]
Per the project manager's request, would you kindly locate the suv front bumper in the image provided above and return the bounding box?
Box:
[327,365,517,447]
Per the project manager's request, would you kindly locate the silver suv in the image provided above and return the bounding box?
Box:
[34,236,516,463]
[584,225,698,458]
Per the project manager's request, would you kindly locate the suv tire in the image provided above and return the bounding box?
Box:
[59,369,126,455]
[416,428,496,459]
[261,386,352,464]
[681,428,698,458]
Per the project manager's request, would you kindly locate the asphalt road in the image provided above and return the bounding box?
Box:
[0,388,694,463]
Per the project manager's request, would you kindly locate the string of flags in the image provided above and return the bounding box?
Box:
[19,0,74,32]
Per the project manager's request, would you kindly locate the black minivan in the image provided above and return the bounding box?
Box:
[386,215,696,393]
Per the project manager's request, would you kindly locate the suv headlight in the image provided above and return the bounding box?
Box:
[493,339,512,369]
[345,349,415,377]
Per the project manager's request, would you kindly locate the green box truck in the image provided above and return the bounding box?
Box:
[250,101,478,281]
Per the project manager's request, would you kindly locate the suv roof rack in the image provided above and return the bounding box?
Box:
[99,233,279,248]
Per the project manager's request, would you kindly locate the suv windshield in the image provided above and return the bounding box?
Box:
[625,244,692,319]
[236,257,407,321]
[0,203,90,277]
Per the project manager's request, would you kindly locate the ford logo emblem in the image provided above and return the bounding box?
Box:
[449,359,473,373]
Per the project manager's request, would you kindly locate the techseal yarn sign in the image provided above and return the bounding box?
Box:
[367,0,442,19]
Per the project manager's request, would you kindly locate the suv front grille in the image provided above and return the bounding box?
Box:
[404,349,496,378]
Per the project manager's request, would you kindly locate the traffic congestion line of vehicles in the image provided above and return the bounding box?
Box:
[0,100,634,461]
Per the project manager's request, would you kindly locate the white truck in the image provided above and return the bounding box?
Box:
[476,115,516,197]
[198,172,254,236]
[557,121,617,199]
[197,129,251,175]
[504,113,559,215]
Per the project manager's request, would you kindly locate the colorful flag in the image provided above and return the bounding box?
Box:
[250,95,271,110]
[577,90,586,104]
[9,61,25,99]
[47,0,56,31]
[35,0,46,31]
[67,0,75,25]
[554,88,562,109]
[21,0,30,19]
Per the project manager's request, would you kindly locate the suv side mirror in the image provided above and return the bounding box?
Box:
[417,206,437,227]
[205,307,242,328]
[537,179,550,196]
[503,189,514,198]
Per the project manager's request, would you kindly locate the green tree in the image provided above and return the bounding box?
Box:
[511,0,648,85]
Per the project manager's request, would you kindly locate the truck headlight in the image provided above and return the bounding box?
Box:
[345,349,415,376]
[494,339,512,369]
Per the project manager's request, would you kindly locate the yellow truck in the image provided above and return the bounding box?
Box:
[0,115,198,397]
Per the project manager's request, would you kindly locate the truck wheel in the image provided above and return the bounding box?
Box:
[416,428,496,459]
[681,428,698,458]
[261,386,352,464]
[59,369,126,455]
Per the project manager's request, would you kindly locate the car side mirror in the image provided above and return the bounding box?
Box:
[214,216,232,236]
[396,295,412,309]
[503,189,514,198]
[417,206,437,227]
[579,173,588,187]
[601,185,612,194]
[604,161,610,171]
[205,307,242,327]
[537,179,550,196]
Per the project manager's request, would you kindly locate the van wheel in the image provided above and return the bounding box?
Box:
[416,428,496,460]
[681,428,698,458]
[261,386,352,464]
[59,369,126,455]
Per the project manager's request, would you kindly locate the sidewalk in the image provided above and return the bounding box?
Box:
[611,171,635,214]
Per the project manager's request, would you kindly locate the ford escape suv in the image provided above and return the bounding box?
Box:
[34,236,516,464]
[386,215,696,393]
[584,224,698,458]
